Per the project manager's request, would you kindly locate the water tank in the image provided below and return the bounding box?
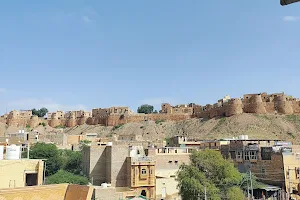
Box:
[0,146,4,160]
[6,145,21,160]
[244,135,249,140]
[101,183,108,188]
[107,142,113,146]
[239,135,245,140]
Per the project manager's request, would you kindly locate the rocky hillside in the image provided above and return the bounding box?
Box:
[2,113,300,144]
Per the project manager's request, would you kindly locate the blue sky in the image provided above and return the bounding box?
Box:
[0,1,299,114]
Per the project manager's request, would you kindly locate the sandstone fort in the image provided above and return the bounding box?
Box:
[1,92,300,128]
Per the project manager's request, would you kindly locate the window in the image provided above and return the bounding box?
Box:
[236,151,243,160]
[244,151,250,161]
[261,147,272,160]
[141,169,147,175]
[168,161,172,164]
[249,151,257,160]
[261,167,266,174]
[296,168,300,178]
[175,161,178,165]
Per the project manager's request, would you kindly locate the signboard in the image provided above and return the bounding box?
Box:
[275,141,292,146]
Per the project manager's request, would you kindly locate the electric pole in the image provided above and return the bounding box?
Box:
[247,178,250,200]
[250,170,254,200]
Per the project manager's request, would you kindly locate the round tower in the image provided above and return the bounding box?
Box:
[28,115,39,128]
[49,113,60,127]
[66,112,77,127]
[275,95,293,114]
[7,110,20,126]
[243,94,266,114]
[226,98,243,117]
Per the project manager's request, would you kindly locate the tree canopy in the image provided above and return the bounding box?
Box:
[79,139,92,150]
[24,142,62,176]
[59,149,83,175]
[32,108,48,117]
[24,142,84,177]
[177,149,245,200]
[46,170,88,185]
[137,104,154,114]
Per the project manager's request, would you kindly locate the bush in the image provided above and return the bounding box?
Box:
[55,125,66,129]
[39,122,46,127]
[26,125,30,129]
[112,124,123,130]
[155,119,165,124]
[46,170,88,185]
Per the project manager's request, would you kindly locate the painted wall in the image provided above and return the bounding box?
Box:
[0,159,44,189]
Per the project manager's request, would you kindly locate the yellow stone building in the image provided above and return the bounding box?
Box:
[127,156,155,199]
[83,144,156,199]
[0,159,44,189]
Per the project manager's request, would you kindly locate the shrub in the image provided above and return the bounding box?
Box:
[46,170,88,185]
[55,125,66,129]
[112,124,123,130]
[155,119,165,124]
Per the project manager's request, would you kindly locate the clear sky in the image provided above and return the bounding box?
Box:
[0,1,299,114]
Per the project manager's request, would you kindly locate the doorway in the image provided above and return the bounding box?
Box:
[141,190,147,197]
[25,173,38,186]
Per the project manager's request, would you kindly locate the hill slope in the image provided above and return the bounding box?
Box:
[2,113,300,144]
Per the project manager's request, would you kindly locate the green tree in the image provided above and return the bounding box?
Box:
[32,107,48,117]
[177,164,220,200]
[137,104,154,114]
[46,170,88,185]
[24,142,63,176]
[59,149,83,175]
[177,149,245,200]
[227,186,245,200]
[79,139,92,150]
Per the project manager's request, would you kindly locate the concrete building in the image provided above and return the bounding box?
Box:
[220,139,300,199]
[155,169,180,200]
[147,146,192,200]
[82,143,156,199]
[0,159,44,189]
[199,140,230,150]
[168,136,201,147]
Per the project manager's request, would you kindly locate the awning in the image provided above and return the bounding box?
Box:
[256,185,281,191]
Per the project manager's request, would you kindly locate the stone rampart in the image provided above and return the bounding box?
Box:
[225,98,243,117]
[243,94,267,114]
[4,92,300,127]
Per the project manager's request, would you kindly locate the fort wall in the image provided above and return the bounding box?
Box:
[3,92,300,128]
[87,113,191,127]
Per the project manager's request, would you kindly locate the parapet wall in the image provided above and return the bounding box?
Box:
[87,113,191,127]
[195,93,300,119]
[3,92,300,128]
